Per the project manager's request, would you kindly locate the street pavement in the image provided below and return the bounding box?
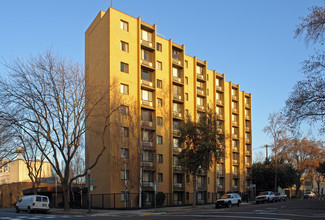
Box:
[0,198,325,219]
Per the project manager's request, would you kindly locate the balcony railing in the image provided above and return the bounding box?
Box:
[173,94,183,101]
[232,185,238,190]
[233,159,238,165]
[173,76,182,83]
[232,95,238,100]
[217,170,223,176]
[197,105,205,111]
[173,130,180,136]
[173,166,183,172]
[141,39,154,48]
[232,121,238,126]
[233,134,238,139]
[197,89,205,95]
[142,141,153,147]
[216,85,223,91]
[172,58,182,66]
[141,100,153,107]
[141,59,153,67]
[173,183,184,190]
[233,147,238,152]
[197,74,205,80]
[142,161,154,168]
[173,147,182,153]
[142,181,154,188]
[141,79,153,87]
[246,150,250,155]
[141,121,153,127]
[245,115,250,120]
[216,100,223,105]
[173,111,182,118]
[217,185,224,190]
[245,103,250,108]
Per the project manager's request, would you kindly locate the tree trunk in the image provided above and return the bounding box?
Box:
[192,173,197,207]
[33,182,37,195]
[62,184,70,211]
[139,164,142,208]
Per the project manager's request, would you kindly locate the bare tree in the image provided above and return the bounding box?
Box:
[0,119,18,167]
[263,112,289,192]
[287,5,325,132]
[0,52,117,210]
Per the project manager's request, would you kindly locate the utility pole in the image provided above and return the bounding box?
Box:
[265,144,269,160]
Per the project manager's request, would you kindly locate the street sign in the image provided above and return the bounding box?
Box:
[90,179,95,182]
[153,182,158,191]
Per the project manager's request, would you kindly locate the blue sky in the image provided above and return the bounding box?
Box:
[0,0,323,160]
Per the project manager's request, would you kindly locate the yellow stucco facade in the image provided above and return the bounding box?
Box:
[85,8,252,207]
[0,159,52,184]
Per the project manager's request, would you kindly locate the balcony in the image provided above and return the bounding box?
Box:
[173,111,182,119]
[217,170,224,176]
[246,150,250,155]
[173,130,180,137]
[173,76,183,84]
[245,138,251,143]
[173,183,184,191]
[232,185,238,190]
[233,146,238,152]
[197,88,205,96]
[142,181,154,188]
[141,39,154,49]
[233,159,238,165]
[197,74,205,81]
[141,120,154,128]
[217,128,223,134]
[197,105,205,112]
[142,161,154,169]
[232,95,238,101]
[232,108,238,114]
[173,94,183,102]
[232,121,238,126]
[198,184,206,191]
[141,80,154,91]
[233,134,238,139]
[217,185,224,190]
[173,147,182,153]
[141,59,154,69]
[246,162,251,167]
[216,100,223,106]
[245,103,250,109]
[217,114,223,120]
[141,141,154,150]
[233,173,239,178]
[245,126,251,132]
[141,100,153,107]
[216,85,223,91]
[173,165,183,173]
[245,115,250,120]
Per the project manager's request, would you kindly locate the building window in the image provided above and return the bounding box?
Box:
[120,105,129,116]
[121,41,129,52]
[141,29,152,42]
[157,116,163,126]
[157,154,163,163]
[185,60,188,68]
[121,170,129,180]
[156,61,162,70]
[121,192,129,202]
[185,76,188,85]
[121,148,129,159]
[157,98,162,107]
[157,79,162,89]
[121,127,129,138]
[120,62,129,73]
[185,93,188,101]
[157,43,162,52]
[120,84,129,94]
[185,109,189,116]
[141,69,151,82]
[158,173,163,182]
[120,20,128,31]
[157,135,163,145]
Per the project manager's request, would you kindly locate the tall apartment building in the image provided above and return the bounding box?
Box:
[85,8,252,207]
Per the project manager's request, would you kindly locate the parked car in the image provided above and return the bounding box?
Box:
[304,192,316,199]
[274,192,287,202]
[256,191,275,204]
[16,195,50,213]
[215,193,241,208]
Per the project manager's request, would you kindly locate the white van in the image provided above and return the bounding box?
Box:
[16,195,50,213]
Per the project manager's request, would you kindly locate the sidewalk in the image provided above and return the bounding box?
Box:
[1,202,252,217]
[52,202,251,217]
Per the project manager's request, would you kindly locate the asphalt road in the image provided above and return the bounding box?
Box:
[0,199,324,220]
